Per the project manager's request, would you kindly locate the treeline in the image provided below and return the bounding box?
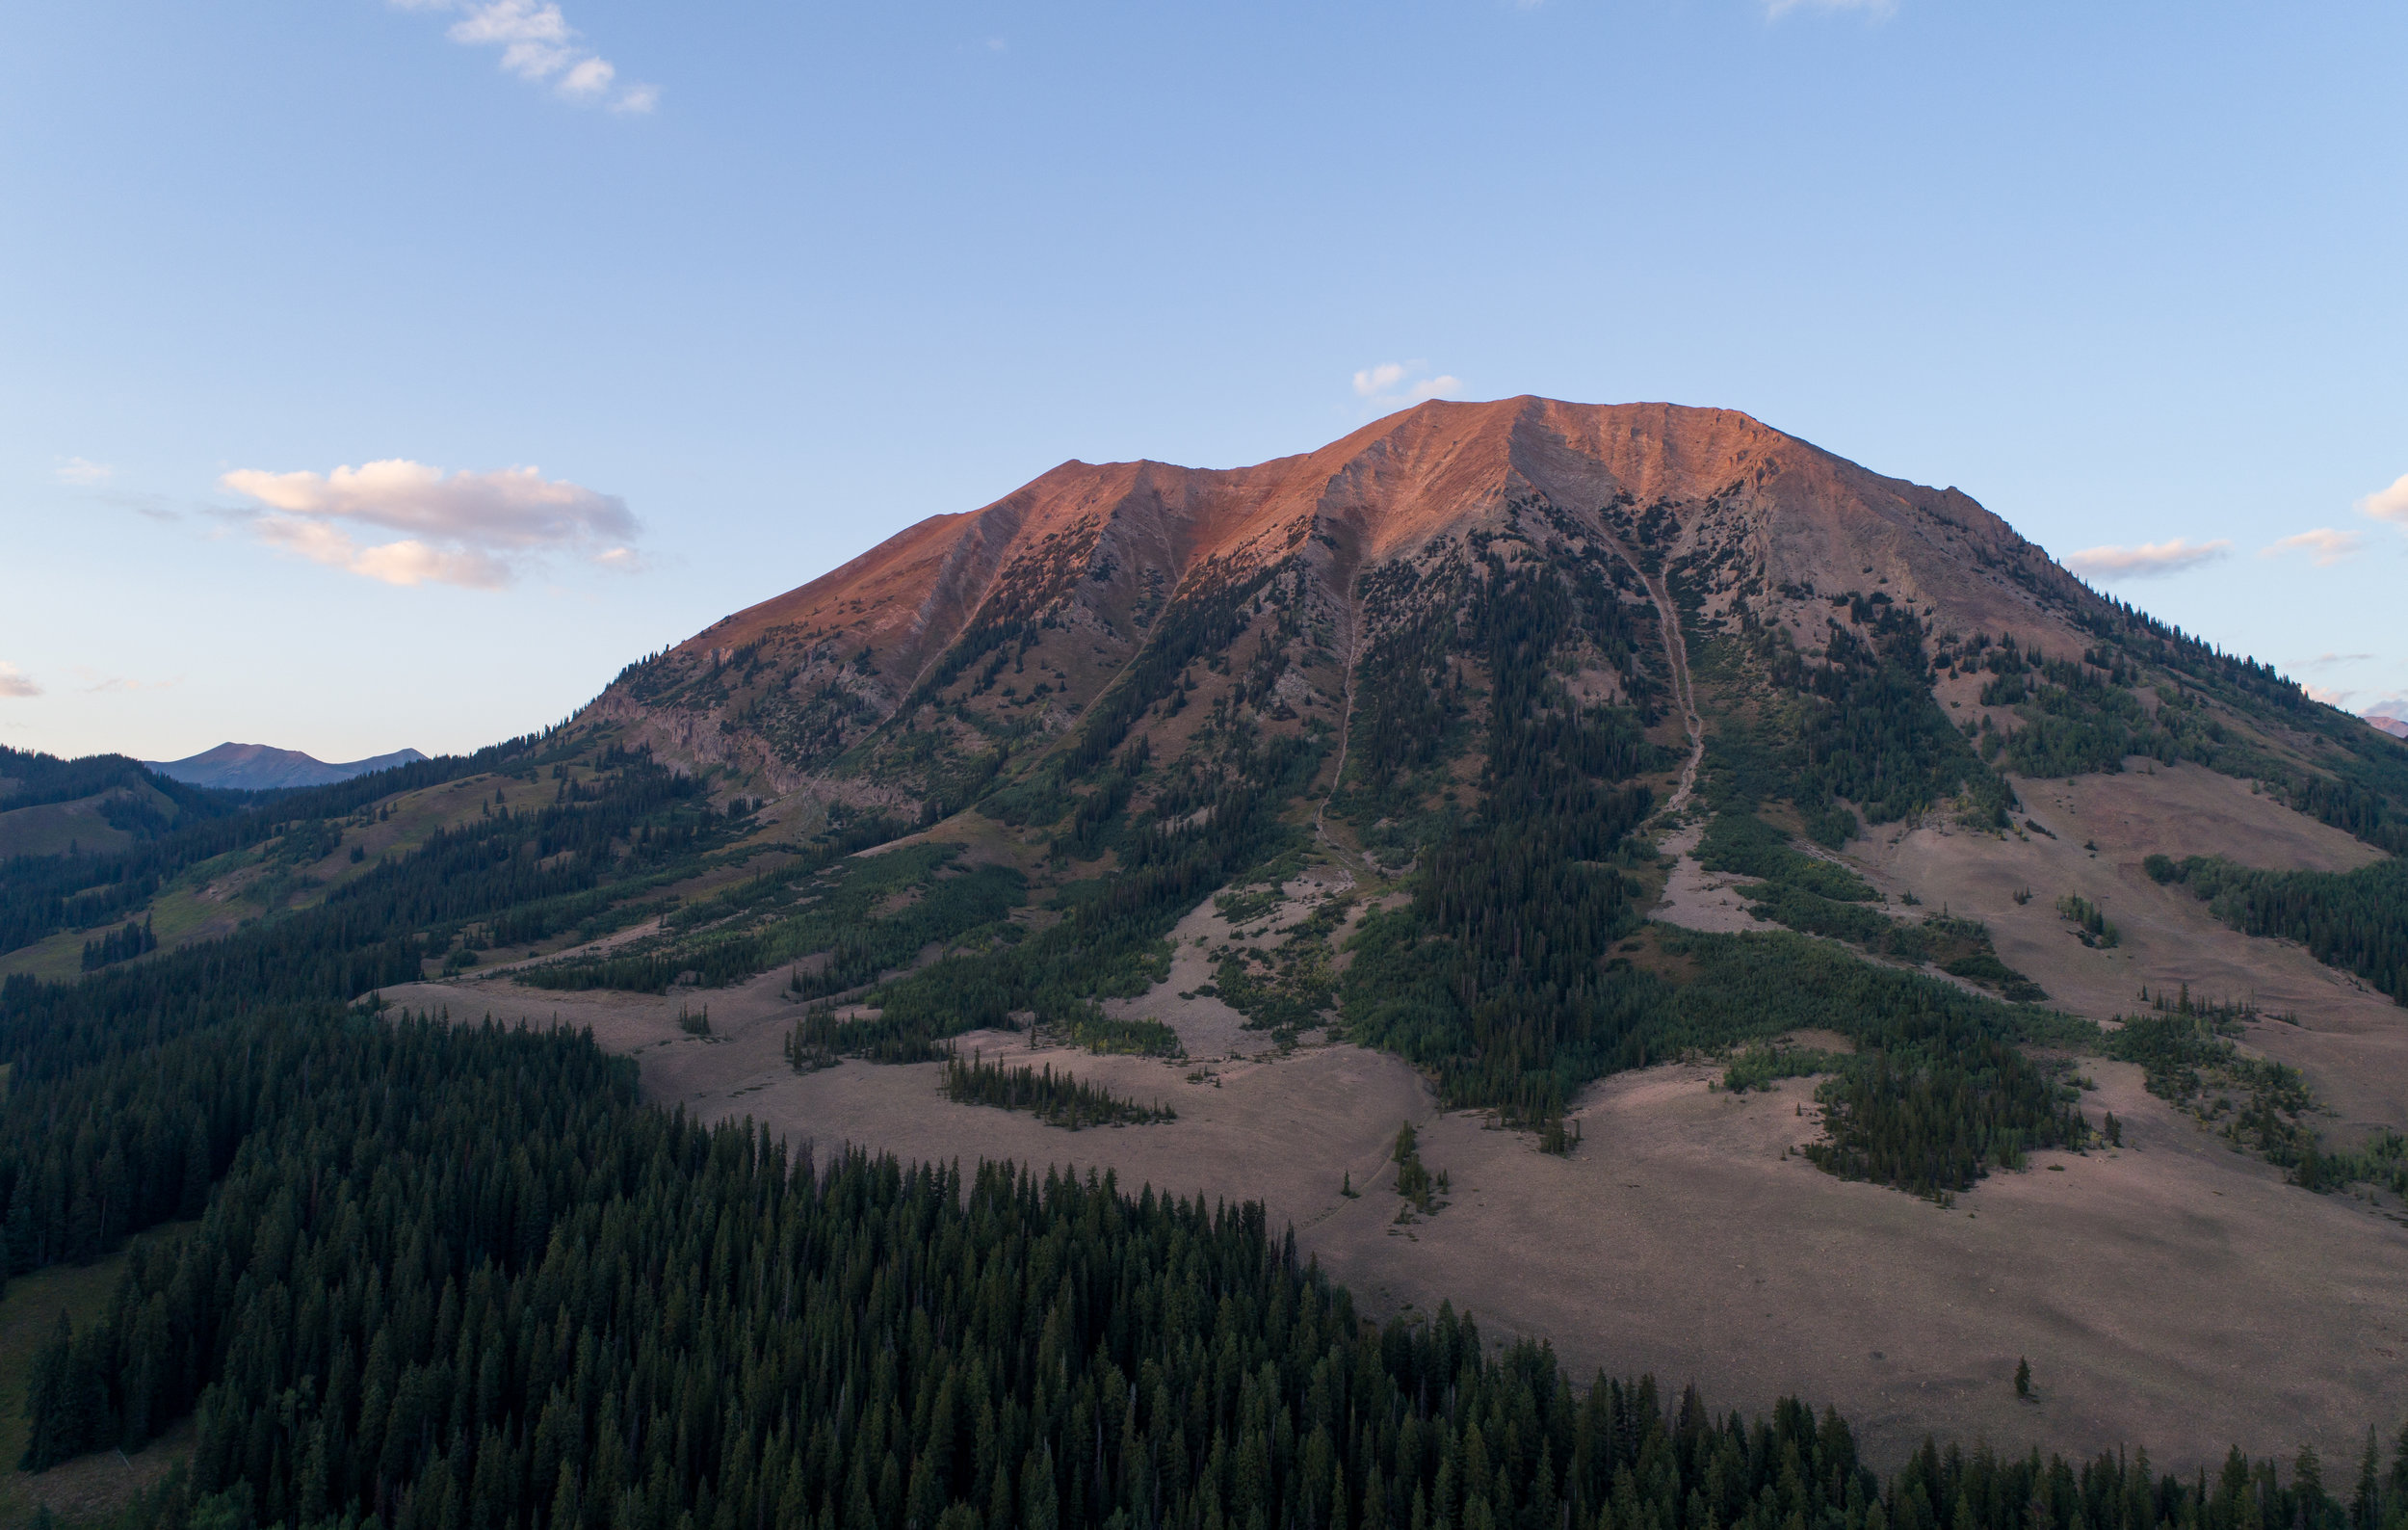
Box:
[17,1008,2408,1530]
[1696,813,2046,1004]
[1807,1033,2085,1195]
[757,563,1338,1069]
[1349,918,2089,1198]
[2145,854,2407,1005]
[1766,600,2011,842]
[4,715,2405,1528]
[0,744,242,827]
[1344,552,1658,1131]
[0,750,740,1086]
[814,725,1323,1064]
[1334,558,1473,834]
[80,913,157,969]
[17,1009,636,1474]
[940,1052,1175,1126]
[0,729,570,958]
[524,839,1017,995]
[1954,621,2408,855]
[2103,999,2399,1192]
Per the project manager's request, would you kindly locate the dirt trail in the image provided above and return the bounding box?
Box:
[1603,537,1703,816]
[1313,597,1364,859]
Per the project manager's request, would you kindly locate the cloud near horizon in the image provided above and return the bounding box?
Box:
[222,460,640,590]
[2062,537,2233,580]
[0,663,40,699]
[394,0,657,113]
[2258,528,2363,567]
[53,457,113,486]
[1352,361,1464,412]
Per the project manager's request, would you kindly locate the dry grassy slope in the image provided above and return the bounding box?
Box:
[0,784,170,859]
[387,959,2408,1474]
[1845,759,2407,1138]
[580,396,2120,807]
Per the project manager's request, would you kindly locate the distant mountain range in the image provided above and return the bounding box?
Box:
[144,742,429,791]
[2369,715,2408,740]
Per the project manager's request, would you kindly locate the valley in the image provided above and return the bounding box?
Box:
[9,398,2408,1526]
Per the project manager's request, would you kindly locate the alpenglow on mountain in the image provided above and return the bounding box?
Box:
[597,396,2376,840]
[8,398,2408,1519]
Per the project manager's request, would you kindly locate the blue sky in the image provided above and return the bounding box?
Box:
[6,0,2406,761]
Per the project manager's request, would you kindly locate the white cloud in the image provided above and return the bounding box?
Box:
[53,457,114,485]
[0,663,40,699]
[2358,473,2408,524]
[397,0,656,112]
[2306,683,2354,707]
[2062,538,2233,580]
[2258,528,2363,567]
[1352,361,1467,412]
[222,459,637,591]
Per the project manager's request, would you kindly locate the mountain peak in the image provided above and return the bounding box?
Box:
[145,742,429,792]
[588,397,2083,795]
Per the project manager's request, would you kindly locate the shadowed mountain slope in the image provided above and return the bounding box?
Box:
[144,743,429,791]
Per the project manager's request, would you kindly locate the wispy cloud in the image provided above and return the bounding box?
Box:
[0,663,40,699]
[396,0,656,112]
[2258,528,2363,567]
[1766,0,1898,18]
[74,669,181,696]
[2359,472,2408,525]
[221,459,640,590]
[2306,683,2354,707]
[2062,538,2233,580]
[53,457,114,486]
[2298,651,2374,670]
[1352,361,1465,412]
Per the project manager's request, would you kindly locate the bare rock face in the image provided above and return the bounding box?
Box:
[585,396,2108,806]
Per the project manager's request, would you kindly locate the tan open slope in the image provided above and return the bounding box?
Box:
[387,896,2408,1476]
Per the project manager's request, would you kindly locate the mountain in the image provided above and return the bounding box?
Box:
[560,390,2408,1115]
[2369,714,2408,739]
[10,398,2408,1493]
[144,742,429,791]
[593,396,2380,840]
[596,398,2065,788]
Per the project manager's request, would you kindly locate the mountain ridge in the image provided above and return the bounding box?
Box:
[589,397,2108,805]
[144,741,429,791]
